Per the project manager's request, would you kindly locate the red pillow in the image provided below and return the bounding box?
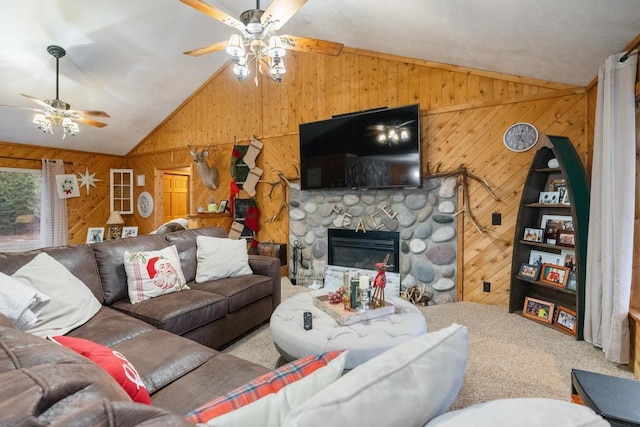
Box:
[47,335,151,404]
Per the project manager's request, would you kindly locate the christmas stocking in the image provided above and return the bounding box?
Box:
[243,138,263,169]
[229,178,240,215]
[242,167,263,197]
[228,221,244,240]
[248,238,259,254]
[230,145,243,177]
[245,199,260,232]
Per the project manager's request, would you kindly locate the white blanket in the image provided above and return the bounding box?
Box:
[0,272,51,330]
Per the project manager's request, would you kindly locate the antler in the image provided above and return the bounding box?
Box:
[262,165,300,223]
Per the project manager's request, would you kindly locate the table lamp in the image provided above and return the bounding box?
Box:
[106,211,124,240]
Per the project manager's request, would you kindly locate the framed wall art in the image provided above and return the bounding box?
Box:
[523,296,555,324]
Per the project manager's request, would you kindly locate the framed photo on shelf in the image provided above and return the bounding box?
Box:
[523,227,544,243]
[538,191,560,204]
[557,230,575,247]
[539,263,569,288]
[529,249,564,267]
[543,220,560,244]
[121,226,138,238]
[217,200,228,213]
[523,296,555,324]
[554,306,577,335]
[86,227,105,244]
[566,271,577,291]
[541,215,573,232]
[518,263,540,280]
[546,174,566,192]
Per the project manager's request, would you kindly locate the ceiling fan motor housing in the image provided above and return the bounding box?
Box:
[240,9,264,34]
[46,99,70,110]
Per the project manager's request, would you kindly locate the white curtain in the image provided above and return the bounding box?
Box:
[585,51,637,363]
[39,159,68,247]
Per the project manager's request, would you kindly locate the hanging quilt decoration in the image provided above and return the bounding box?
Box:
[55,174,80,199]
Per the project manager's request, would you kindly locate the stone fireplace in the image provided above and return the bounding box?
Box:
[288,176,459,305]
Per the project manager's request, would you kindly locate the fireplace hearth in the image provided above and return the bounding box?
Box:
[327,229,399,273]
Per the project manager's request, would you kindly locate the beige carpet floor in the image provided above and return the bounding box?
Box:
[223,278,636,409]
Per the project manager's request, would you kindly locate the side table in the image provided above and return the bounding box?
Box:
[571,369,640,426]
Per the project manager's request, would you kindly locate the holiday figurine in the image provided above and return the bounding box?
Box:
[372,254,393,308]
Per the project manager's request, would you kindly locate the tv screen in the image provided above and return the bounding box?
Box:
[299,104,421,190]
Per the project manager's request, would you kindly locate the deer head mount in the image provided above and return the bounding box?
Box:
[188,144,219,190]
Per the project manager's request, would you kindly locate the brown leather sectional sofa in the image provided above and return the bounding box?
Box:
[0,227,281,425]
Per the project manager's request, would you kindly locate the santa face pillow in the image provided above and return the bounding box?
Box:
[123,245,189,304]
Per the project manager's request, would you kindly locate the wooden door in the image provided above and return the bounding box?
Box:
[162,173,189,223]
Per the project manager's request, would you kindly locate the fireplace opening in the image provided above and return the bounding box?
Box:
[327,229,399,273]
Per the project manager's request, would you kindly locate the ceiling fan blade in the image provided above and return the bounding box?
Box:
[180,0,245,32]
[20,94,49,109]
[0,104,45,114]
[262,0,307,31]
[73,109,111,118]
[280,35,343,56]
[184,40,228,57]
[75,116,108,128]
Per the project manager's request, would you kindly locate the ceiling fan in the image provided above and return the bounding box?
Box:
[367,120,416,145]
[180,0,344,84]
[0,45,110,138]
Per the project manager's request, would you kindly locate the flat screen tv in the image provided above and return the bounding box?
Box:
[299,104,421,190]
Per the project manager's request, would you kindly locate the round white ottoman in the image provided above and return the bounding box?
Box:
[270,291,427,370]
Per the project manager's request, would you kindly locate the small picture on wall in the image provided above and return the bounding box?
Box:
[523,228,544,243]
[86,227,105,243]
[523,297,555,324]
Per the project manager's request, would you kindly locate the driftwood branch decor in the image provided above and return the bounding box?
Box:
[261,165,300,223]
[426,163,501,236]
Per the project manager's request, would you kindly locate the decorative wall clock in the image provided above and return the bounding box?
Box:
[137,191,153,218]
[503,122,538,152]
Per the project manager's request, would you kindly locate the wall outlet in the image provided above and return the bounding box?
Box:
[491,212,501,225]
[483,281,491,292]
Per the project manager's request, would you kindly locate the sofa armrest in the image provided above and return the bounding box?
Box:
[248,255,281,310]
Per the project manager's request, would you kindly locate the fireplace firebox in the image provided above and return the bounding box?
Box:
[327,229,399,273]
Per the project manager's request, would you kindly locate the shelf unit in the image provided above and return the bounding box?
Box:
[509,134,590,339]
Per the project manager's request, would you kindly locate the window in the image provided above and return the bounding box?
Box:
[0,168,41,251]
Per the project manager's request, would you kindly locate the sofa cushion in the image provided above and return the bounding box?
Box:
[109,329,218,394]
[47,335,152,404]
[123,245,189,304]
[284,323,468,427]
[195,236,253,282]
[65,306,157,347]
[92,234,169,305]
[191,274,273,313]
[186,351,347,426]
[111,289,228,336]
[164,227,228,283]
[425,398,609,426]
[12,253,102,337]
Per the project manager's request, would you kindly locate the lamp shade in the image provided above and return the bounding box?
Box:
[106,211,124,225]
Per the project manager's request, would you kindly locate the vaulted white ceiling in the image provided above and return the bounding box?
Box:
[0,0,638,155]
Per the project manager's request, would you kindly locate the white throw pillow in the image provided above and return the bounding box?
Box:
[11,253,102,337]
[283,323,468,427]
[0,272,51,330]
[123,245,188,304]
[425,398,609,427]
[195,236,253,282]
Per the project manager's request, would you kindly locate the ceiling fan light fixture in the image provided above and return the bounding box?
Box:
[62,117,79,137]
[226,34,245,57]
[268,36,286,58]
[269,57,286,82]
[33,114,53,134]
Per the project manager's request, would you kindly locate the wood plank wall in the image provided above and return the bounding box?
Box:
[127,47,589,305]
[0,141,125,245]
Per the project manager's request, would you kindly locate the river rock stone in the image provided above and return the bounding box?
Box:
[361,194,376,205]
[303,203,318,214]
[322,216,335,227]
[433,214,454,224]
[400,229,413,240]
[401,240,410,253]
[314,194,326,204]
[412,258,435,283]
[381,216,398,230]
[333,215,351,227]
[441,265,456,278]
[304,231,316,245]
[391,191,405,202]
[401,273,416,287]
[317,204,335,217]
[416,206,433,222]
[414,223,433,239]
[433,293,455,305]
[405,192,427,210]
[426,245,456,265]
[290,208,306,221]
[397,210,416,227]
[290,200,301,208]
[433,278,455,291]
[439,201,455,214]
[306,215,321,227]
[439,177,457,198]
[422,179,439,191]
[312,240,326,258]
[348,205,364,217]
[409,239,427,253]
[343,194,360,205]
[400,256,411,274]
[290,221,307,237]
[432,226,456,242]
[428,191,438,205]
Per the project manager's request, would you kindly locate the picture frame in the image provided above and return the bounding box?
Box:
[528,249,564,267]
[538,191,560,204]
[523,227,544,243]
[545,174,566,192]
[543,220,560,244]
[518,263,540,280]
[554,306,577,335]
[566,271,577,291]
[121,226,138,238]
[86,227,105,244]
[523,296,555,324]
[217,200,228,213]
[541,215,573,232]
[539,263,570,288]
[557,230,575,247]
